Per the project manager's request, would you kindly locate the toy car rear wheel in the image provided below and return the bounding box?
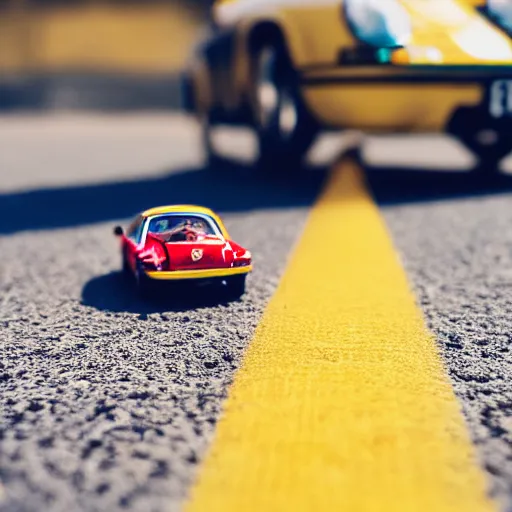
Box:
[122,250,131,277]
[249,41,318,174]
[135,260,152,298]
[225,274,246,300]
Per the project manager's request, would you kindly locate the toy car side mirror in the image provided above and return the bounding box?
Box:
[113,226,124,236]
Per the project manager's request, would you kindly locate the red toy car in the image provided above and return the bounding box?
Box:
[114,205,252,298]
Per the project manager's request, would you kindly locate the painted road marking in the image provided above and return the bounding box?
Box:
[185,157,495,512]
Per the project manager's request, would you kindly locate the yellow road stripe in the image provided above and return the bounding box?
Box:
[185,157,495,512]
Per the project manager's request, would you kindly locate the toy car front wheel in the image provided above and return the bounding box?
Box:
[249,41,318,173]
[225,274,246,300]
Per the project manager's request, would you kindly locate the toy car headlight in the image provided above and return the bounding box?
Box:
[344,0,412,48]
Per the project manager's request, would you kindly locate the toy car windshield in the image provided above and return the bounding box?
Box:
[148,214,217,242]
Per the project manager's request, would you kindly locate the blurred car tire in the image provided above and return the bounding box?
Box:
[201,110,227,170]
[449,105,512,174]
[248,38,318,174]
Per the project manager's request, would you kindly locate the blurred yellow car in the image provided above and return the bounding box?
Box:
[182,0,512,173]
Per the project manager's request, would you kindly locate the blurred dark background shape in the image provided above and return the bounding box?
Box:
[0,0,212,110]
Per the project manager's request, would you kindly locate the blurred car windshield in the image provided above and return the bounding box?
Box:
[488,0,512,32]
[147,214,217,236]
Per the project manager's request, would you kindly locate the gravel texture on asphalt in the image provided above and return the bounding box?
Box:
[0,115,323,512]
[3,115,512,511]
[369,161,512,512]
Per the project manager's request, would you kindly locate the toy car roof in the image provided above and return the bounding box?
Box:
[140,205,229,237]
[141,204,216,218]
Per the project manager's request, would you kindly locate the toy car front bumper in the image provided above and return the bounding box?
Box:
[145,265,252,281]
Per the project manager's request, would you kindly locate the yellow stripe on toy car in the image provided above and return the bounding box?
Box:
[145,266,252,280]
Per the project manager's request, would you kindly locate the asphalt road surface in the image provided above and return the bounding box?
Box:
[1,114,512,511]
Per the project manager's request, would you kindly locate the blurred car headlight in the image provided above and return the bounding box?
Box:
[344,0,412,48]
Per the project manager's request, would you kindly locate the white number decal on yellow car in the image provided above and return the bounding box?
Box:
[490,80,512,118]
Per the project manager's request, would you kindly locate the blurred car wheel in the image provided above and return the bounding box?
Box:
[200,111,241,173]
[201,110,222,169]
[449,105,512,174]
[472,130,512,174]
[249,40,318,174]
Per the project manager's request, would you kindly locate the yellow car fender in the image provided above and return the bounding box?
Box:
[212,0,351,113]
[208,13,309,113]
